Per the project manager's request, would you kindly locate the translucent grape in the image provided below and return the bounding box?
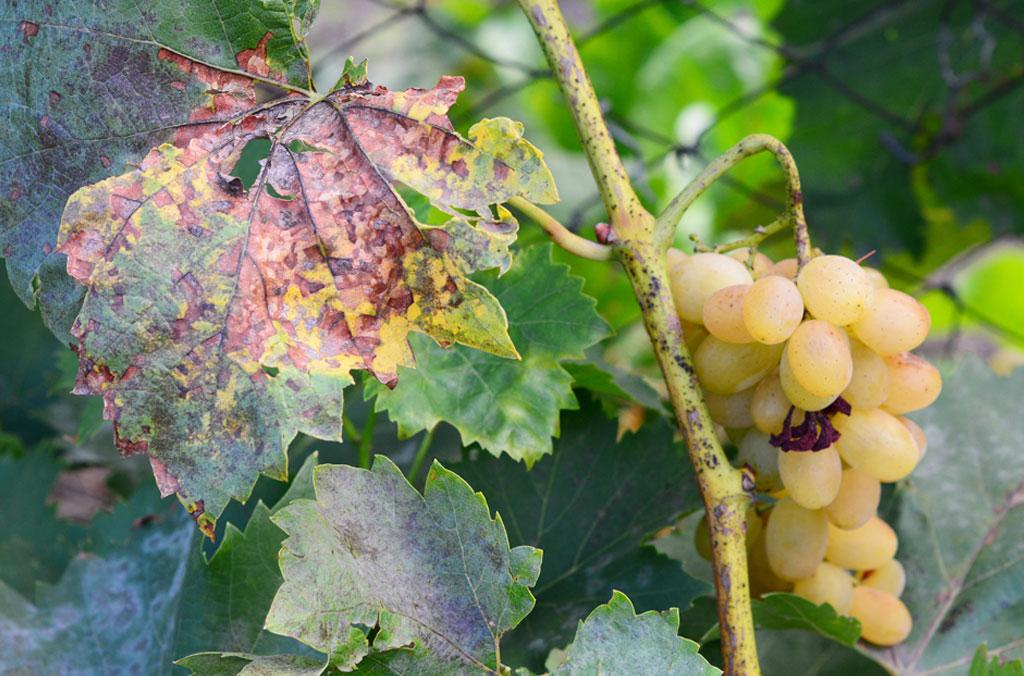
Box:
[833,408,919,482]
[851,288,931,356]
[777,446,842,509]
[694,335,784,394]
[743,276,805,345]
[899,416,928,459]
[765,497,829,581]
[748,530,793,595]
[842,339,889,409]
[793,562,854,614]
[824,467,881,530]
[797,255,874,325]
[825,517,897,570]
[751,372,797,434]
[882,352,942,414]
[670,252,754,323]
[705,386,756,428]
[728,248,773,277]
[703,284,754,343]
[861,558,906,597]
[780,349,839,411]
[786,320,853,398]
[850,586,912,646]
[737,430,782,492]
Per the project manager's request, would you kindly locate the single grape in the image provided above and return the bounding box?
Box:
[748,530,793,595]
[861,558,906,597]
[786,320,853,398]
[706,386,756,428]
[763,257,798,280]
[681,320,709,354]
[850,586,912,646]
[780,348,840,411]
[825,467,881,530]
[751,372,804,434]
[863,267,889,289]
[797,255,874,325]
[737,430,783,491]
[694,335,784,394]
[793,562,854,614]
[825,517,897,571]
[833,408,919,482]
[899,416,928,459]
[882,352,942,414]
[703,284,754,343]
[851,288,931,356]
[765,497,829,581]
[670,252,754,323]
[777,446,843,510]
[728,248,773,277]
[743,275,805,344]
[842,339,890,409]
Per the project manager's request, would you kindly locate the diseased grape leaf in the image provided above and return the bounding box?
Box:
[177,653,327,676]
[969,643,1024,676]
[551,591,719,676]
[0,0,317,339]
[688,593,860,647]
[450,401,708,671]
[263,456,542,671]
[367,244,610,464]
[48,37,556,535]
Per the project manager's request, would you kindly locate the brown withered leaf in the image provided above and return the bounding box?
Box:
[57,55,558,536]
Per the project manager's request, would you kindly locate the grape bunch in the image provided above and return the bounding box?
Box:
[674,248,940,647]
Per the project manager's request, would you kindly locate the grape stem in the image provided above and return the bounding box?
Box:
[655,134,812,268]
[518,1,761,674]
[508,197,613,261]
[691,212,794,256]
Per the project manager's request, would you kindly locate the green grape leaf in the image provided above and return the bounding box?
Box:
[552,591,719,676]
[860,358,1024,674]
[450,402,708,671]
[177,653,327,676]
[969,643,1024,676]
[368,244,611,464]
[264,456,542,671]
[564,345,664,411]
[0,0,317,338]
[751,629,887,676]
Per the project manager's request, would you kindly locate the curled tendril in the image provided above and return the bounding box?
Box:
[770,396,852,452]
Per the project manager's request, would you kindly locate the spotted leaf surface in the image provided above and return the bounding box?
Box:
[264,457,542,671]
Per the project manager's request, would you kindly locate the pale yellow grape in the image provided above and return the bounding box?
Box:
[842,339,889,409]
[749,530,793,595]
[861,559,906,597]
[743,276,805,344]
[825,517,897,570]
[786,320,853,397]
[670,252,754,323]
[882,352,942,414]
[833,408,919,482]
[764,257,798,280]
[751,372,796,434]
[765,497,829,581]
[705,387,755,428]
[900,416,928,459]
[681,320,708,354]
[851,288,931,355]
[797,255,874,325]
[728,248,773,277]
[737,431,782,491]
[863,267,889,289]
[824,467,880,530]
[850,586,912,646]
[778,447,843,510]
[667,247,688,276]
[793,562,854,614]
[703,285,754,343]
[780,349,839,411]
[694,336,784,394]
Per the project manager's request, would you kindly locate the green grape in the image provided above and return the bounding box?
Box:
[742,275,805,345]
[777,446,842,510]
[841,338,890,409]
[825,517,897,571]
[765,497,829,581]
[797,255,874,325]
[882,352,942,414]
[703,284,754,343]
[786,320,853,398]
[694,335,784,394]
[670,252,754,323]
[750,371,800,434]
[737,430,782,491]
[863,267,889,289]
[705,386,755,428]
[899,416,928,459]
[780,349,838,411]
[793,562,854,614]
[851,288,931,356]
[850,586,912,646]
[833,408,919,482]
[824,467,880,530]
[728,248,773,277]
[861,558,906,597]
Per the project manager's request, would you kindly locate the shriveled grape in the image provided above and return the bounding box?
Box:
[793,562,854,614]
[743,275,805,345]
[797,255,874,325]
[825,517,897,571]
[786,320,853,398]
[833,408,919,482]
[851,288,930,356]
[824,467,880,530]
[694,336,784,394]
[703,284,754,343]
[850,586,912,646]
[842,339,889,409]
[670,252,754,323]
[777,446,842,510]
[765,497,829,581]
[882,352,942,414]
[861,558,906,597]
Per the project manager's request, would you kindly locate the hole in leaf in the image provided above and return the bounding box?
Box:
[287,139,331,155]
[229,138,271,190]
[261,365,280,378]
[265,183,295,201]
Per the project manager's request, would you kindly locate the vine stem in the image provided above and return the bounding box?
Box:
[517,1,759,674]
[508,197,612,261]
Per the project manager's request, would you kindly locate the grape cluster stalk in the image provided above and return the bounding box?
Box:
[679,250,940,647]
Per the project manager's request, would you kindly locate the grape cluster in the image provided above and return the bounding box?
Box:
[674,249,940,647]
